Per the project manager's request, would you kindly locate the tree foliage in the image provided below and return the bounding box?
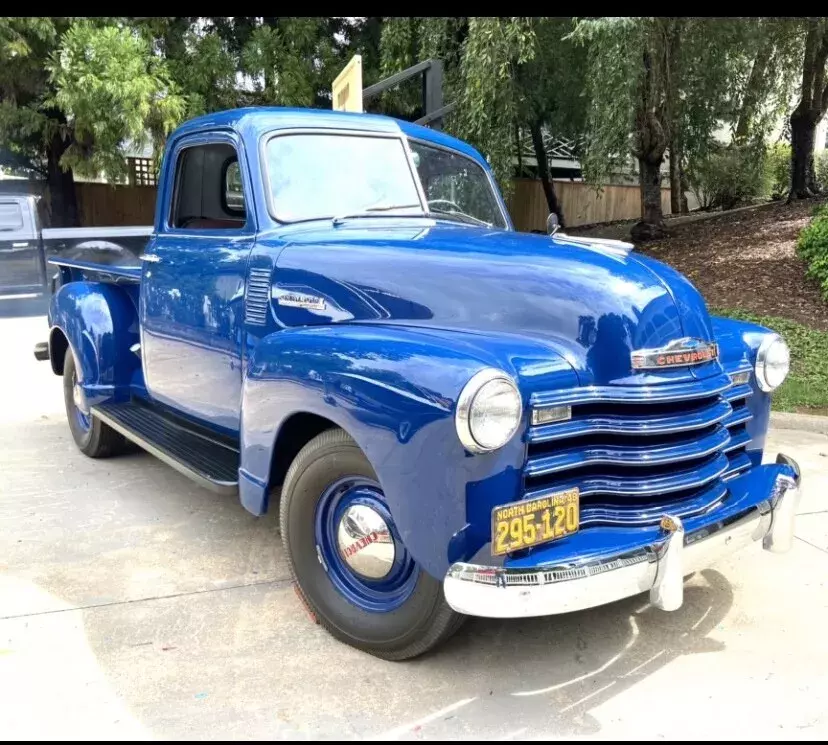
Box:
[1,16,823,230]
[379,16,587,219]
[0,16,383,224]
[0,17,63,177]
[48,21,184,179]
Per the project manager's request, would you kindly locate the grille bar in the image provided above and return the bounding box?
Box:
[724,382,753,402]
[722,406,752,428]
[580,481,728,527]
[525,425,731,477]
[524,452,730,499]
[528,397,733,444]
[530,373,733,407]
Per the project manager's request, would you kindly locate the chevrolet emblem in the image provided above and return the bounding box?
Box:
[631,337,718,370]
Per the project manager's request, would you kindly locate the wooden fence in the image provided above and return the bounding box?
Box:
[76,182,157,226]
[28,178,670,230]
[506,178,672,231]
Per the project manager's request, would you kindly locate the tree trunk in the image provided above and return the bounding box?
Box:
[632,157,666,241]
[679,161,689,214]
[734,31,774,144]
[790,107,819,199]
[665,18,684,216]
[669,148,681,215]
[46,130,79,228]
[631,32,668,241]
[789,19,828,200]
[529,119,564,227]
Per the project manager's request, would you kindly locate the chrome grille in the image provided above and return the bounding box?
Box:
[524,370,755,527]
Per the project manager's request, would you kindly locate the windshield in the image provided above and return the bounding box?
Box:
[264,131,507,228]
[265,133,421,223]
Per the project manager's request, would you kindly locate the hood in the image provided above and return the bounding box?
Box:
[269,221,717,386]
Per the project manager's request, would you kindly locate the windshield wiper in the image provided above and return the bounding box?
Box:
[425,208,492,228]
[332,202,421,226]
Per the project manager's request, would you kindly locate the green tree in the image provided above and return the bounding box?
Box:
[135,17,383,116]
[0,18,183,226]
[49,21,184,181]
[574,18,685,239]
[0,18,79,225]
[789,18,828,199]
[379,17,587,225]
[574,17,800,236]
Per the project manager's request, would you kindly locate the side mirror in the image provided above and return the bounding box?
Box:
[546,212,560,236]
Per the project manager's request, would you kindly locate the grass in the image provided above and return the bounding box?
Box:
[713,308,828,413]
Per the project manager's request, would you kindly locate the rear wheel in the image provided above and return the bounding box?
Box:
[63,350,126,458]
[280,428,464,660]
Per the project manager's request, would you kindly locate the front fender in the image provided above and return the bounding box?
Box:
[49,281,140,405]
[240,323,577,580]
[711,315,774,459]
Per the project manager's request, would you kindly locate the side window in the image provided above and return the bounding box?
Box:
[170,142,247,230]
[0,201,24,232]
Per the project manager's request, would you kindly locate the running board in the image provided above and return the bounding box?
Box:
[92,401,239,495]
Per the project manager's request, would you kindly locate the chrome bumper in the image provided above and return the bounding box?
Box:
[443,454,801,619]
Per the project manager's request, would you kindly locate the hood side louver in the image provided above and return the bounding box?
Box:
[246,267,272,326]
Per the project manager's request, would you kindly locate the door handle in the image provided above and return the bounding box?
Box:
[12,242,29,248]
[139,254,161,263]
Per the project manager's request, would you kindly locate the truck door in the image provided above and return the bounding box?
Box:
[0,196,45,297]
[139,132,254,433]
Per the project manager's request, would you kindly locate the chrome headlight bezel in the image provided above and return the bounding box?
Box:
[455,368,523,454]
[755,334,790,392]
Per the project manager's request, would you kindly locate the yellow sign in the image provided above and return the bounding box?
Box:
[332,55,363,113]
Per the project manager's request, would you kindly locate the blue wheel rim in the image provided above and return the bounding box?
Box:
[314,477,418,613]
[71,368,91,432]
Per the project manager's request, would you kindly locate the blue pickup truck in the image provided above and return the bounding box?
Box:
[37,107,800,660]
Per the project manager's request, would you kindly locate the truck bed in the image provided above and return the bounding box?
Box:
[44,225,151,290]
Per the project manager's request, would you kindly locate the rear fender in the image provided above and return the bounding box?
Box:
[48,281,140,405]
[240,324,576,579]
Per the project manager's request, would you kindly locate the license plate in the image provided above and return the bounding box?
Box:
[491,488,580,556]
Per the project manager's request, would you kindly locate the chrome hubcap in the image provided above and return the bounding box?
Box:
[336,504,395,579]
[72,381,89,414]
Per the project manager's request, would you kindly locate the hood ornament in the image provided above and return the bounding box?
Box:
[631,337,719,370]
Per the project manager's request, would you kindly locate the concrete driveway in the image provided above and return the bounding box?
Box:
[1,312,827,740]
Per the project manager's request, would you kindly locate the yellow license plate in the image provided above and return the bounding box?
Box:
[491,488,580,556]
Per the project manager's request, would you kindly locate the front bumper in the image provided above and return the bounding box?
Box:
[443,454,801,618]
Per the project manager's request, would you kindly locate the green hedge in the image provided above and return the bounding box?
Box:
[765,143,791,200]
[713,308,828,412]
[797,203,828,300]
[687,144,769,211]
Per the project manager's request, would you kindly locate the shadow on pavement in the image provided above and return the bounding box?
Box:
[410,570,732,738]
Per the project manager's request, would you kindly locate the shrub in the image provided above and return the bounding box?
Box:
[816,150,828,193]
[687,144,770,211]
[797,206,828,300]
[765,142,791,200]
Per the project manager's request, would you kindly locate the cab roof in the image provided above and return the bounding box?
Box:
[171,106,490,170]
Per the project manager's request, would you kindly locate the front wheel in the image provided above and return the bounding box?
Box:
[63,350,126,458]
[280,428,464,660]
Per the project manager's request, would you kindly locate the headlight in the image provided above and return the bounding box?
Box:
[456,368,523,453]
[755,334,790,392]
